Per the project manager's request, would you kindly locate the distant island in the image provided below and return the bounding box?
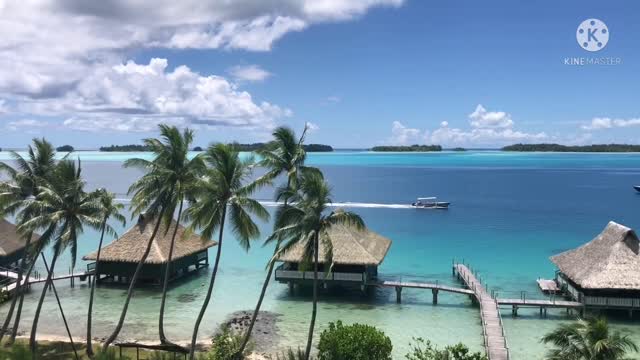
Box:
[56,145,74,152]
[100,144,152,152]
[502,143,640,152]
[451,147,466,152]
[370,145,442,152]
[100,143,333,152]
[233,143,333,152]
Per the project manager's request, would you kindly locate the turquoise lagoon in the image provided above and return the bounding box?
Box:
[1,150,640,359]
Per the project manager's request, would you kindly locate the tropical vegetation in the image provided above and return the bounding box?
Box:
[371,145,442,152]
[405,338,487,360]
[541,317,638,360]
[317,321,392,360]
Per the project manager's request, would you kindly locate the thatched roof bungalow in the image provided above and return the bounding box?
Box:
[551,221,640,309]
[83,214,216,285]
[0,219,29,267]
[275,225,392,290]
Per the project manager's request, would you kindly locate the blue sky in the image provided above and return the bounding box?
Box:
[0,0,638,149]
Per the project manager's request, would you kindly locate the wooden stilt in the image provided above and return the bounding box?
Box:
[432,289,438,305]
[395,286,402,303]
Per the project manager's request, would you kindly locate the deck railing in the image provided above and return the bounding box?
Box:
[275,265,365,282]
[558,275,640,308]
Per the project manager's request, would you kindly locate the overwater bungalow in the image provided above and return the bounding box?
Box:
[274,225,392,292]
[551,221,640,313]
[82,214,216,285]
[0,219,29,267]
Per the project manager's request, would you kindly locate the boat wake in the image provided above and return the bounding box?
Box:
[258,201,414,209]
[116,198,413,209]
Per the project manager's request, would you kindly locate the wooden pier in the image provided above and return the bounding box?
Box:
[1,267,93,293]
[454,264,510,360]
[376,279,473,303]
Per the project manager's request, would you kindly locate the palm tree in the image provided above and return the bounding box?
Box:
[237,125,319,357]
[19,158,103,354]
[102,125,203,352]
[0,138,57,344]
[185,143,269,360]
[267,171,365,360]
[86,189,126,357]
[541,317,638,360]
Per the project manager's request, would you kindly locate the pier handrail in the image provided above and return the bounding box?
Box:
[494,298,510,359]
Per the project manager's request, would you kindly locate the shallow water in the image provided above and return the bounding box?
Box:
[2,151,640,359]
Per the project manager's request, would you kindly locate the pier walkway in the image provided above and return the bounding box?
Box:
[1,267,93,293]
[454,263,510,360]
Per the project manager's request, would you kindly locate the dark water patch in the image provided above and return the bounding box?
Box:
[177,293,198,303]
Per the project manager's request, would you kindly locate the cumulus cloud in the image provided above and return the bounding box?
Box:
[469,104,514,129]
[0,0,403,99]
[6,119,49,131]
[326,96,341,103]
[0,100,8,114]
[385,105,548,147]
[387,121,425,145]
[22,58,291,132]
[581,117,640,130]
[228,65,272,82]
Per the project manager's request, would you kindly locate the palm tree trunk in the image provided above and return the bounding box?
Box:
[29,251,60,355]
[9,247,42,344]
[0,233,33,342]
[189,207,226,360]
[237,177,293,358]
[102,207,167,353]
[304,232,319,360]
[41,253,79,360]
[86,217,107,358]
[159,199,184,345]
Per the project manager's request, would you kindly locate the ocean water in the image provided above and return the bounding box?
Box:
[1,150,640,359]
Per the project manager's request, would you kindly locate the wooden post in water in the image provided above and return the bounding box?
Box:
[432,289,438,305]
[395,286,402,303]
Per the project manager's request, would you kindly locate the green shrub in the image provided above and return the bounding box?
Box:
[317,321,392,360]
[201,326,252,360]
[405,338,487,360]
[0,343,31,360]
[276,348,311,360]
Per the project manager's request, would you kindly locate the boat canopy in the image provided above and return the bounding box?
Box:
[417,197,437,201]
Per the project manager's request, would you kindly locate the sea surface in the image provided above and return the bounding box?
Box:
[1,150,640,359]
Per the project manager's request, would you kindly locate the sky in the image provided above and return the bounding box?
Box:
[0,0,638,149]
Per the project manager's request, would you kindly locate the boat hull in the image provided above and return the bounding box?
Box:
[635,186,640,193]
[412,202,450,209]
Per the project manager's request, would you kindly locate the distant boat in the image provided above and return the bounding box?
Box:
[635,186,640,193]
[412,197,450,209]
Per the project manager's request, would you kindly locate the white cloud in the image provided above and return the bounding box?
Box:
[388,121,424,145]
[326,95,341,103]
[306,122,320,133]
[6,119,49,131]
[228,65,272,82]
[23,58,291,132]
[384,105,548,147]
[581,117,640,130]
[0,1,403,99]
[0,100,8,114]
[469,104,514,129]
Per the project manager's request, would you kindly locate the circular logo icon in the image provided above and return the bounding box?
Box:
[577,19,609,52]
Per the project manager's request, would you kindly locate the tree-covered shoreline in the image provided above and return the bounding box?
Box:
[100,143,333,152]
[502,143,640,152]
[370,145,442,152]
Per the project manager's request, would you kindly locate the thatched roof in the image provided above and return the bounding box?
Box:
[551,221,640,290]
[277,225,392,266]
[0,219,28,257]
[83,214,216,264]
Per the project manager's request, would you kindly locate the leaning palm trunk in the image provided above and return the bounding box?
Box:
[29,251,60,354]
[238,179,293,357]
[102,207,167,352]
[189,208,226,360]
[304,233,319,360]
[41,253,79,360]
[0,233,33,342]
[9,247,42,344]
[158,199,184,345]
[86,217,108,357]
